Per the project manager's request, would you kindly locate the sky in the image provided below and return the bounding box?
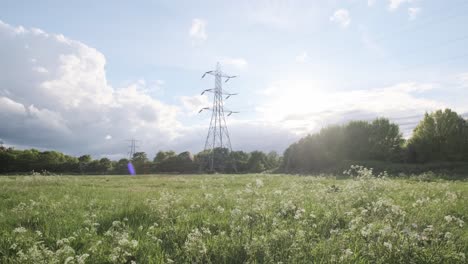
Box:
[1,0,468,159]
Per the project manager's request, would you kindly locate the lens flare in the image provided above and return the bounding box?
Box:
[127,162,136,175]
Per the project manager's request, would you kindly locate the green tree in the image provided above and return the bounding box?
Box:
[78,155,92,174]
[407,109,468,162]
[343,121,372,160]
[229,151,250,173]
[98,158,112,173]
[247,151,268,173]
[132,152,149,174]
[369,118,404,161]
[176,151,195,173]
[38,151,65,172]
[113,158,130,174]
[153,151,176,163]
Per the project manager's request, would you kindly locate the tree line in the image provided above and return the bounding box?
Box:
[281,109,468,173]
[0,146,281,174]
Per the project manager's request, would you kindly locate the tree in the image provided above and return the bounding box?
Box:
[281,118,405,172]
[78,155,92,163]
[407,109,468,162]
[266,151,281,169]
[132,152,149,174]
[78,155,92,174]
[132,152,148,163]
[369,118,404,161]
[229,151,250,173]
[176,151,195,173]
[38,151,65,172]
[153,151,176,163]
[113,158,130,174]
[343,121,372,160]
[247,151,269,173]
[0,148,17,173]
[98,158,112,173]
[16,149,39,172]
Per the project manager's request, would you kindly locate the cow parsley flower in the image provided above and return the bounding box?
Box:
[384,241,392,251]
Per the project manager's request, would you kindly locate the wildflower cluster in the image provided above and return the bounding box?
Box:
[0,171,466,263]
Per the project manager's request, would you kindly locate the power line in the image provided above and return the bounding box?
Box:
[316,2,468,62]
[372,1,468,43]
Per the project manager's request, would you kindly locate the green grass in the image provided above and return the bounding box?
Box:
[0,173,466,263]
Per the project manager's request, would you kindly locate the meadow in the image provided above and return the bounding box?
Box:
[0,168,466,263]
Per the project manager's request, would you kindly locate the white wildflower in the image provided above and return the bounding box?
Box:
[340,248,353,261]
[444,232,452,239]
[383,241,392,251]
[294,208,305,220]
[445,215,453,223]
[216,206,225,213]
[255,179,264,188]
[13,227,27,234]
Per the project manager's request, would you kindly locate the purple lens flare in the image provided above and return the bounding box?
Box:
[127,162,136,175]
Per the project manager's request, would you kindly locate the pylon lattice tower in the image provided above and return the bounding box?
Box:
[127,139,138,160]
[199,62,239,172]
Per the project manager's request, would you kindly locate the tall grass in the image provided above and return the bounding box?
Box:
[0,171,466,263]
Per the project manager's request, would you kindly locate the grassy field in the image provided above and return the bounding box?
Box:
[0,170,467,263]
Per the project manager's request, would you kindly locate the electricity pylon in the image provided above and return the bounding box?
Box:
[199,62,239,172]
[126,139,139,160]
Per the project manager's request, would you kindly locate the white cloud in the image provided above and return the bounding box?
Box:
[368,0,376,6]
[189,18,207,42]
[388,0,414,11]
[256,80,445,136]
[0,97,26,115]
[408,7,421,20]
[0,20,183,157]
[220,57,248,69]
[295,51,308,63]
[330,9,351,28]
[0,20,300,156]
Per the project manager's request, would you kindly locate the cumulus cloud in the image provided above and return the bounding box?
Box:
[0,20,183,157]
[408,7,421,20]
[330,9,351,28]
[189,18,207,42]
[0,20,299,156]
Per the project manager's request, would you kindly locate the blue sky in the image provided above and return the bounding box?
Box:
[1,0,468,158]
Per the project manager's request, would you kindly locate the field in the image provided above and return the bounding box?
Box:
[0,170,467,263]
